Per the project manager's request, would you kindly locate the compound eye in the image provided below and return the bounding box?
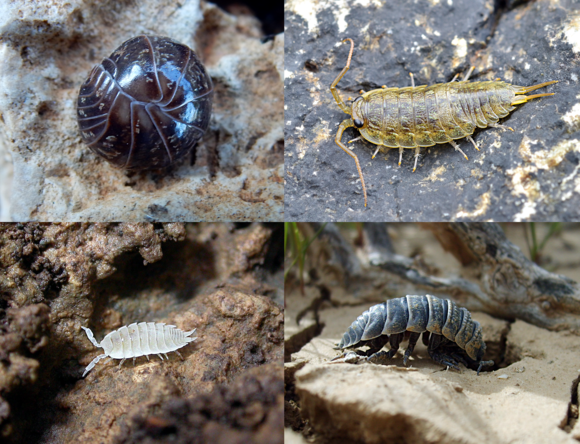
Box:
[353,118,364,128]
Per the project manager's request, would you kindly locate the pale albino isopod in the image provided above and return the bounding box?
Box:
[81,322,197,377]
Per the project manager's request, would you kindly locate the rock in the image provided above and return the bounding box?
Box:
[0,0,283,221]
[285,0,578,221]
[296,364,496,444]
[288,318,580,444]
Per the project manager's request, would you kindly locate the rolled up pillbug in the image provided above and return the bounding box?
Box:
[335,295,494,374]
[81,322,197,377]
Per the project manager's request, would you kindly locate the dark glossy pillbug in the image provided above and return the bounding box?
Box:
[77,35,213,170]
[335,295,494,374]
[331,38,558,207]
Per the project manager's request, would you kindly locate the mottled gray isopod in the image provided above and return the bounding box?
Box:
[81,322,197,377]
[334,295,494,374]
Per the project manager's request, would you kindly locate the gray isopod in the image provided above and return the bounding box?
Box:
[81,322,197,377]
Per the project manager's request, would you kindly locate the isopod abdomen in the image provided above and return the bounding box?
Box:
[81,322,197,377]
[77,35,213,170]
[335,295,494,374]
[331,38,558,207]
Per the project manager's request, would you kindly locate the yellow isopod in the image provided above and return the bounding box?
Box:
[331,38,558,207]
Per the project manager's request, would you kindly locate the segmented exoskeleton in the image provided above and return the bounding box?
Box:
[334,295,494,374]
[330,38,558,207]
[81,322,197,377]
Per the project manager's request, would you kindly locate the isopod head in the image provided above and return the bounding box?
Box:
[464,326,486,362]
[100,334,118,358]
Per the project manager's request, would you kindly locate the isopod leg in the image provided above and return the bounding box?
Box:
[403,332,421,366]
[427,333,460,370]
[449,140,469,160]
[335,119,367,207]
[428,349,462,371]
[366,333,403,364]
[399,147,404,167]
[363,335,390,356]
[476,360,495,376]
[157,354,164,361]
[367,349,398,365]
[488,122,514,132]
[462,66,475,82]
[451,66,474,83]
[163,353,169,360]
[118,358,126,369]
[82,353,108,378]
[176,350,184,360]
[412,147,421,172]
[409,72,415,88]
[467,135,479,151]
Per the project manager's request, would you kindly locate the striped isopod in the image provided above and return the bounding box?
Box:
[81,322,197,377]
[330,38,558,207]
[334,295,494,374]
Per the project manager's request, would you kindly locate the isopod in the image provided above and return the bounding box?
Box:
[330,38,558,207]
[81,322,197,377]
[77,35,213,170]
[334,295,494,375]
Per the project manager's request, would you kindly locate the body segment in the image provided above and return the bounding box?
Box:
[335,295,493,374]
[81,322,197,377]
[330,38,558,207]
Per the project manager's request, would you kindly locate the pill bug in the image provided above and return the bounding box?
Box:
[81,322,197,377]
[334,295,494,374]
[330,38,558,207]
[77,35,213,170]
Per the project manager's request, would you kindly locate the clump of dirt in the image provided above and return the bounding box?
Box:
[117,363,283,444]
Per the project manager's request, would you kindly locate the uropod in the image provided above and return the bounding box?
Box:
[330,38,558,207]
[81,322,197,377]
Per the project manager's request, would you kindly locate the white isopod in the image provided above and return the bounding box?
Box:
[81,322,197,377]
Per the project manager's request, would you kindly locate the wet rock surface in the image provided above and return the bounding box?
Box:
[0,0,283,221]
[285,0,579,221]
[0,222,283,444]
